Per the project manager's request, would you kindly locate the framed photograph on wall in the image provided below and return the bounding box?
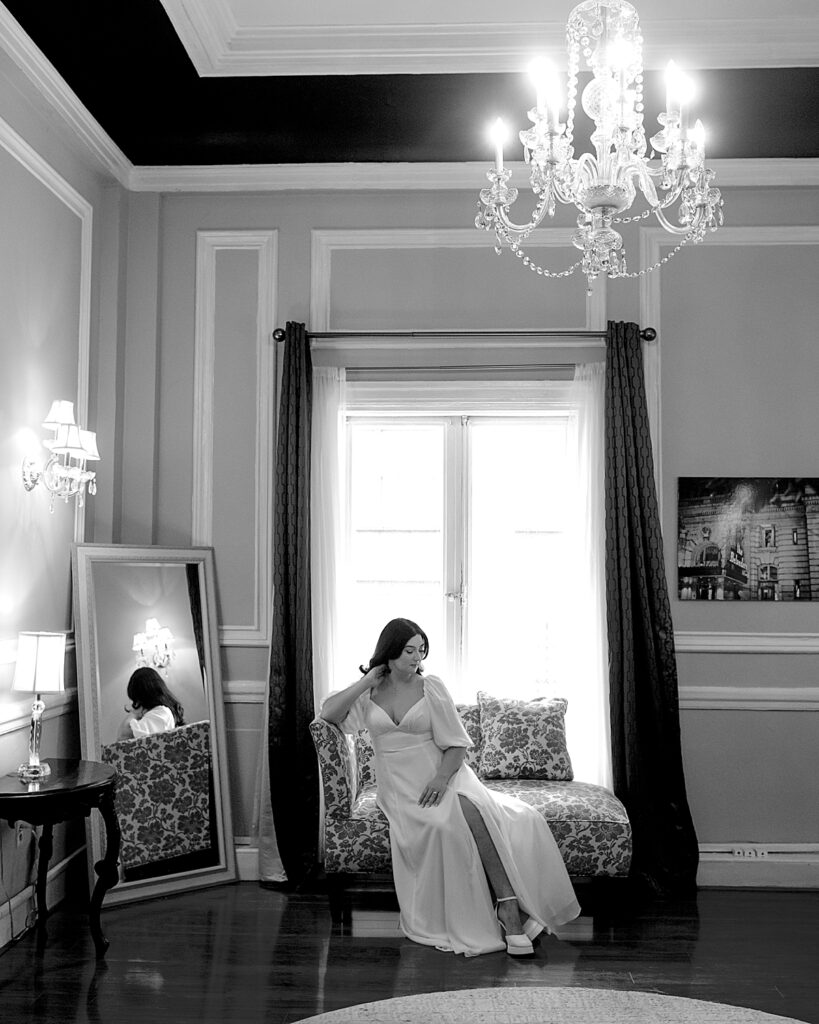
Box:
[677,478,819,601]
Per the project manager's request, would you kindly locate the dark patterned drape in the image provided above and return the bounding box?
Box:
[268,321,318,884]
[604,321,699,896]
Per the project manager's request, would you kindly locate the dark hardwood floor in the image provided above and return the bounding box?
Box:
[0,881,817,1023]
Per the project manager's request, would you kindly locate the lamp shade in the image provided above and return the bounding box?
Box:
[79,429,100,461]
[42,400,75,429]
[13,632,66,695]
[43,423,86,456]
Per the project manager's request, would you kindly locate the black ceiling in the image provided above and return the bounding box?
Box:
[5,0,819,166]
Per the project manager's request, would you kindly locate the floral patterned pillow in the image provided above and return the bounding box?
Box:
[456,702,482,773]
[477,691,573,781]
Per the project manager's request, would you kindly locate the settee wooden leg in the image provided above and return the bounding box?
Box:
[325,873,351,928]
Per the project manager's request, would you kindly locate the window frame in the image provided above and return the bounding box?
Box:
[344,379,580,693]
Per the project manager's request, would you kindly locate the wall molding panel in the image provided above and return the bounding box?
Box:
[221,679,819,712]
[0,691,77,738]
[676,630,819,654]
[310,226,607,333]
[679,685,819,711]
[0,112,94,543]
[193,230,278,646]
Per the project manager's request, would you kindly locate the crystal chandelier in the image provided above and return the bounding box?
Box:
[475,0,723,291]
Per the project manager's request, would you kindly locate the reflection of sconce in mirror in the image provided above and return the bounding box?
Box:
[21,400,100,511]
[133,619,175,672]
[13,631,66,780]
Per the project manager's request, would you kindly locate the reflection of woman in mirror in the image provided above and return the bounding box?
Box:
[117,667,185,740]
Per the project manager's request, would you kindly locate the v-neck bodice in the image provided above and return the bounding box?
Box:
[369,694,426,729]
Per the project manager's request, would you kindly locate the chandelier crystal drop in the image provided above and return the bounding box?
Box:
[475,0,724,292]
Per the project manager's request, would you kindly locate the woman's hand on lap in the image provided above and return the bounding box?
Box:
[419,774,448,807]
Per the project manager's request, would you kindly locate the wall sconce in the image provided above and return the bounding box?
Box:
[13,631,66,780]
[133,618,175,672]
[22,400,100,511]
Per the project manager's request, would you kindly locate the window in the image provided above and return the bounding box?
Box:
[343,414,573,702]
[334,373,608,786]
[762,525,776,548]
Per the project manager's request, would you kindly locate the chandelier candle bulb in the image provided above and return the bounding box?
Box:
[490,118,506,172]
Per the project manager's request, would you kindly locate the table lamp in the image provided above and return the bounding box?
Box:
[13,631,66,780]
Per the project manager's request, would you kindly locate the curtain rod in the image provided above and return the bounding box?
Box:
[272,327,657,342]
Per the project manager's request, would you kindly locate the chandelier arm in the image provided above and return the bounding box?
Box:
[652,205,703,236]
[492,202,551,238]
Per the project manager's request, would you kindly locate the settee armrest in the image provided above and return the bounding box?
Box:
[309,717,358,819]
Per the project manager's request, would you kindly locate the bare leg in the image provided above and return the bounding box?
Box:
[458,795,524,933]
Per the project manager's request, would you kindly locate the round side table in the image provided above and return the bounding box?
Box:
[0,758,121,958]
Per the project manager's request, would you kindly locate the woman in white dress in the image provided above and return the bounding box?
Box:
[321,618,580,957]
[117,667,185,740]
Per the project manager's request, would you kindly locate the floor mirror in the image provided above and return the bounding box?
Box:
[72,544,237,905]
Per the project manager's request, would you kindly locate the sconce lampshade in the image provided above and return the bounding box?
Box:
[41,400,76,429]
[13,632,66,695]
[79,429,101,461]
[43,423,87,457]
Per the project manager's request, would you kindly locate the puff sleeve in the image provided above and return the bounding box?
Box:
[322,687,371,735]
[424,675,471,750]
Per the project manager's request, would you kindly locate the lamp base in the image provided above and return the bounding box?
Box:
[17,760,51,780]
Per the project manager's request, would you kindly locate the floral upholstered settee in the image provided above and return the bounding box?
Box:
[309,692,631,917]
[101,720,212,871]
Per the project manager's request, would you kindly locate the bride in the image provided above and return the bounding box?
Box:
[321,617,580,957]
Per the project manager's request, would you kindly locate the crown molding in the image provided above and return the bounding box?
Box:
[157,4,819,76]
[128,157,819,193]
[0,4,131,186]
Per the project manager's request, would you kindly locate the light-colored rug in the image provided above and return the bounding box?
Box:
[295,986,808,1024]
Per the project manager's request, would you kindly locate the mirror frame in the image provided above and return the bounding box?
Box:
[72,543,237,905]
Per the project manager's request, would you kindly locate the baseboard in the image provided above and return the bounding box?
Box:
[235,844,260,881]
[0,848,83,951]
[698,843,819,888]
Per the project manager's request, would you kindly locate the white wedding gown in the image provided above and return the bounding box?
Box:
[339,674,580,956]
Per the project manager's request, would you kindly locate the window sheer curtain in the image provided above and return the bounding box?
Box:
[562,362,611,789]
[311,365,347,707]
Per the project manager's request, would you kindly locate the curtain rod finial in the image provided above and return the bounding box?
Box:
[640,327,657,342]
[273,328,286,341]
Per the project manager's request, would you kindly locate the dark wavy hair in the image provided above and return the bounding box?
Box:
[127,667,185,727]
[360,618,429,677]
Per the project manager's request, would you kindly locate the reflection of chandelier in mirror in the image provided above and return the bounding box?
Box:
[476,0,724,292]
[133,619,175,672]
[21,400,100,511]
